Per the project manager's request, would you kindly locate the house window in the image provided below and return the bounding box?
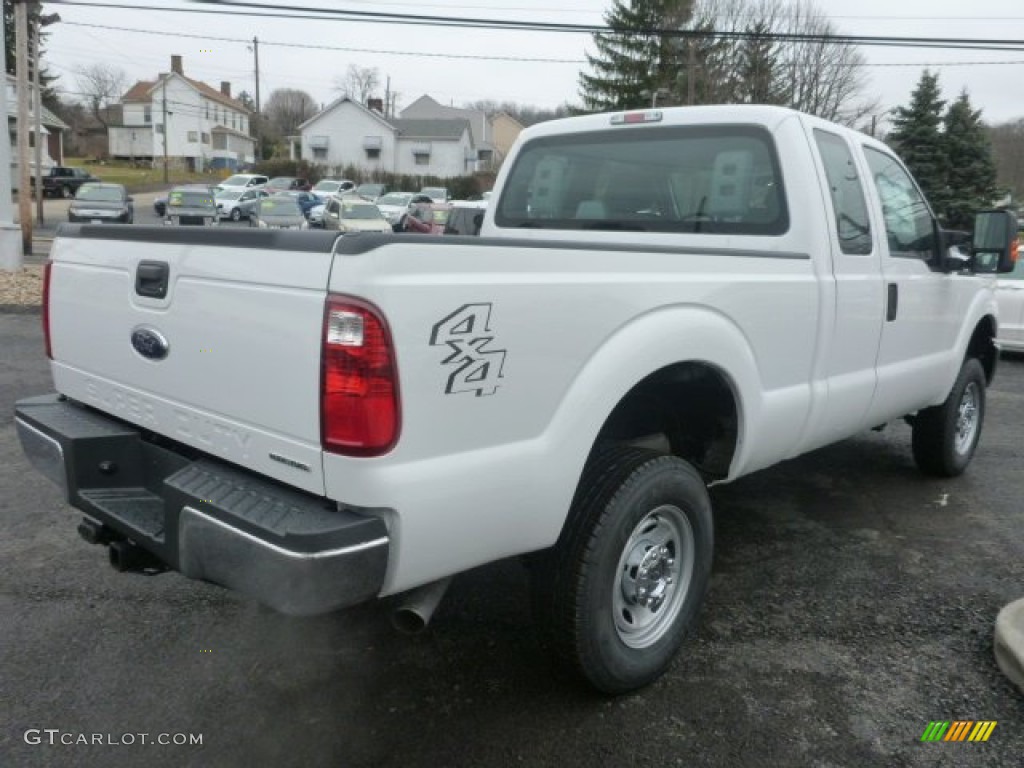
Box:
[205,102,209,119]
[313,147,327,160]
[414,154,429,166]
[240,117,247,134]
[231,112,236,130]
[366,148,380,160]
[187,131,198,142]
[201,132,210,144]
[143,106,151,123]
[156,123,164,134]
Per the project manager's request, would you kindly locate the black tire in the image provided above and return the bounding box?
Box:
[912,358,986,477]
[61,185,73,199]
[531,447,714,694]
[230,207,242,222]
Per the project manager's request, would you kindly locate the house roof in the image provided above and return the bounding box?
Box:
[297,96,393,132]
[391,118,471,142]
[120,74,249,113]
[211,125,255,142]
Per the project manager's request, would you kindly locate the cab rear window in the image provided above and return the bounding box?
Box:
[495,125,787,236]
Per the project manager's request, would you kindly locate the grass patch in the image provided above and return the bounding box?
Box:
[65,158,231,191]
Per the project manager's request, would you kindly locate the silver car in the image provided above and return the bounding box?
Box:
[250,194,308,230]
[215,188,267,222]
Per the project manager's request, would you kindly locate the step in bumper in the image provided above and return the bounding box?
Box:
[14,394,389,616]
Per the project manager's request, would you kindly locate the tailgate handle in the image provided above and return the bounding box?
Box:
[136,261,169,299]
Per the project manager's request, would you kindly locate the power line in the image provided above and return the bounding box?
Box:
[41,0,1024,50]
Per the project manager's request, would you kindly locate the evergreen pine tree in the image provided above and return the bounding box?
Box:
[579,0,694,112]
[887,71,949,217]
[737,20,788,105]
[943,90,999,229]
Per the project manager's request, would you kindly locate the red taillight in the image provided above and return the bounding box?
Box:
[42,260,53,359]
[321,296,400,456]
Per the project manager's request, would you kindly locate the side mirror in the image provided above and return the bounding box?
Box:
[972,209,1019,273]
[127,196,134,203]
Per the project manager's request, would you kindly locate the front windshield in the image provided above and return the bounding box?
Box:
[260,197,302,215]
[76,185,122,202]
[378,193,411,207]
[422,188,445,199]
[268,177,294,187]
[222,175,252,187]
[216,190,243,201]
[313,181,340,193]
[342,203,382,220]
[168,190,215,209]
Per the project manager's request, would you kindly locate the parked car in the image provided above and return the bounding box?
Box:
[216,174,269,193]
[402,202,451,235]
[265,176,312,194]
[308,201,327,228]
[282,190,321,218]
[67,183,133,224]
[444,202,486,236]
[155,184,219,217]
[311,179,357,198]
[321,196,391,233]
[356,182,388,201]
[418,186,449,204]
[376,192,431,231]
[250,194,308,229]
[36,166,100,199]
[164,187,219,227]
[215,188,267,222]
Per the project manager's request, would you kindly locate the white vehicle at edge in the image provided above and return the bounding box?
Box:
[16,105,1019,695]
[215,173,268,193]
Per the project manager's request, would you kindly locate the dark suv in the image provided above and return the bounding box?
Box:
[35,166,100,199]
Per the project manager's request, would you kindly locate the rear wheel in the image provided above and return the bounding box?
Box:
[230,207,242,222]
[61,185,73,199]
[531,447,714,694]
[912,358,986,477]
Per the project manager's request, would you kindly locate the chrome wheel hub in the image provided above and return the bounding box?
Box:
[612,504,695,649]
[954,382,979,455]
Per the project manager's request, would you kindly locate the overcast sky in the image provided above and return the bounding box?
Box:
[37,0,1024,127]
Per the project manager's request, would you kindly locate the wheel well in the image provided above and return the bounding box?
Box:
[967,315,997,384]
[592,362,739,482]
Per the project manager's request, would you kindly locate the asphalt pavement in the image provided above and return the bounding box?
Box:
[1,314,1023,768]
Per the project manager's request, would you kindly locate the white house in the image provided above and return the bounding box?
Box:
[295,97,476,179]
[6,73,67,188]
[108,55,254,171]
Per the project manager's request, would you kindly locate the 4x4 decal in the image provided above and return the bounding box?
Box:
[429,304,507,396]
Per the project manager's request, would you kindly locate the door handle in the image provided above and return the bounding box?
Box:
[136,261,169,299]
[886,283,898,322]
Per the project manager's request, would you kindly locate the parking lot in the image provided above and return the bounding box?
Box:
[28,191,254,233]
[1,309,1022,767]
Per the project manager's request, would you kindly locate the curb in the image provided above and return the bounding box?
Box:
[995,598,1024,694]
[0,304,41,315]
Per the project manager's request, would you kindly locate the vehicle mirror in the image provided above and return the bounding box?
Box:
[127,196,134,203]
[971,209,1019,273]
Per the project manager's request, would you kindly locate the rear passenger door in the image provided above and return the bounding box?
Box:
[810,128,885,446]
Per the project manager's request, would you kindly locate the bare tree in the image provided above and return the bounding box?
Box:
[988,119,1024,200]
[263,88,318,136]
[75,63,127,129]
[333,65,380,105]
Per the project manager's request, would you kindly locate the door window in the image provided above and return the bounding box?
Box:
[864,147,937,260]
[813,130,872,255]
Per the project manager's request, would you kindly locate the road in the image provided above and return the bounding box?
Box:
[1,312,1022,768]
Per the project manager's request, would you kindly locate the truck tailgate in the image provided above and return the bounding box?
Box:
[46,226,340,495]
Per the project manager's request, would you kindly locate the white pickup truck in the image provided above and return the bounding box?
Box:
[15,106,1019,693]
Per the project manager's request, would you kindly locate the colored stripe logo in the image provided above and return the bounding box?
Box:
[921,721,997,742]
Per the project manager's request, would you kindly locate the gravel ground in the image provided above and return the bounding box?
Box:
[0,265,43,307]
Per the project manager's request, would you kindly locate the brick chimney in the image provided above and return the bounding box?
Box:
[367,98,384,113]
[220,81,231,98]
[171,55,183,76]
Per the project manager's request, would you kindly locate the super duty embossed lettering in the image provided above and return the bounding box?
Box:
[173,409,251,459]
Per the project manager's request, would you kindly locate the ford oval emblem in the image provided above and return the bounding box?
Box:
[131,326,170,360]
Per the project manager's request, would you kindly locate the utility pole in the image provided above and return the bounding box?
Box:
[16,0,31,254]
[162,80,169,183]
[686,37,696,106]
[32,13,43,226]
[252,36,261,162]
